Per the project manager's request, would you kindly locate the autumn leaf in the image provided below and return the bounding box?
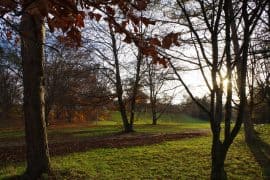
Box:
[95,13,102,21]
[133,25,138,33]
[162,32,180,49]
[134,0,149,10]
[159,57,168,68]
[142,46,157,57]
[105,6,115,16]
[88,12,95,19]
[128,14,140,26]
[6,30,12,40]
[75,12,85,28]
[121,20,129,28]
[15,36,20,45]
[152,56,168,68]
[141,17,155,26]
[149,38,161,46]
[123,35,132,43]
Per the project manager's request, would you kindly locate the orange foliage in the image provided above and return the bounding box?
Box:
[1,0,181,65]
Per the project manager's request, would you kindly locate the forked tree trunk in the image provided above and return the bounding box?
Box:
[21,6,51,178]
[211,137,228,180]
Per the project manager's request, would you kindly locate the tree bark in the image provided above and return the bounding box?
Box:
[109,25,132,133]
[45,101,52,126]
[21,4,51,178]
[211,139,227,180]
[244,49,256,142]
[129,49,143,129]
[148,61,158,125]
[151,107,157,125]
[244,101,256,143]
[150,94,157,125]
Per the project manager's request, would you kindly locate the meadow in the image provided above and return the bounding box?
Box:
[0,112,269,179]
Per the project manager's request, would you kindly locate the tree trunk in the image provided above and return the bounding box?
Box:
[129,49,143,129]
[151,99,157,125]
[211,139,227,180]
[45,102,51,126]
[244,119,256,142]
[244,107,256,143]
[210,25,227,180]
[109,25,132,133]
[148,60,158,125]
[21,6,51,178]
[244,51,256,143]
[152,111,157,125]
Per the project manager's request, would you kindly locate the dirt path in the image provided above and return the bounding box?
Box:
[0,131,209,165]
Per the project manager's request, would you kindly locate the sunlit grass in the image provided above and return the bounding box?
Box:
[0,112,209,140]
[0,112,269,179]
[255,124,270,144]
[0,135,264,179]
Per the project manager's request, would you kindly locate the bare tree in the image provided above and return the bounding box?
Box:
[0,47,21,119]
[144,57,174,125]
[44,45,113,125]
[109,24,143,132]
[162,0,268,179]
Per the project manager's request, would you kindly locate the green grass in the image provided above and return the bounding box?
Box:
[253,124,270,178]
[52,135,264,179]
[255,124,270,144]
[0,130,25,139]
[0,112,209,140]
[107,111,207,124]
[74,115,209,138]
[0,112,269,179]
[0,135,264,179]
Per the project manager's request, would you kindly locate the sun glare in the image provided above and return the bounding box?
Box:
[223,79,228,89]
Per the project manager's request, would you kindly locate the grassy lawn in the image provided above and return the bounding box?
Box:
[255,124,270,144]
[0,112,209,141]
[0,112,269,179]
[0,134,264,179]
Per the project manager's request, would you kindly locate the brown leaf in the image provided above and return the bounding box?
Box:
[121,20,129,28]
[106,6,115,16]
[6,30,12,40]
[162,32,180,49]
[88,12,95,19]
[149,38,161,46]
[94,13,102,22]
[75,12,85,28]
[135,0,149,10]
[123,35,132,43]
[133,25,138,33]
[15,36,20,45]
[141,17,155,26]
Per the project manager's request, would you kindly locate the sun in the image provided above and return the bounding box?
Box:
[222,78,229,90]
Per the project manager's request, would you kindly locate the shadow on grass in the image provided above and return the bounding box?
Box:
[0,131,208,169]
[2,169,89,180]
[247,132,270,179]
